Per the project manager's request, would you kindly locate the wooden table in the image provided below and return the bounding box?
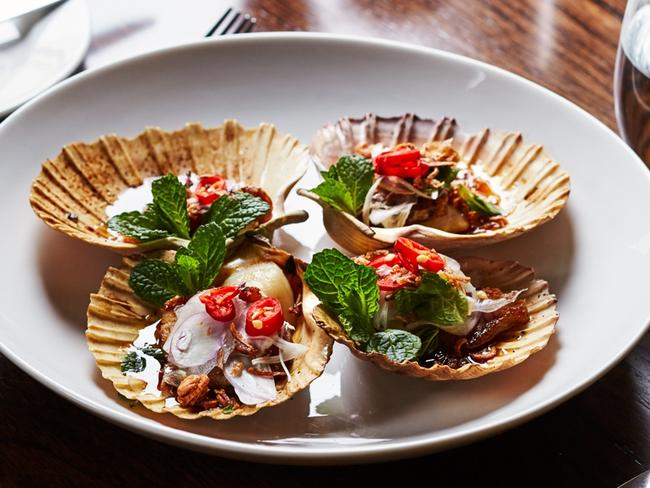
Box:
[2,1,648,486]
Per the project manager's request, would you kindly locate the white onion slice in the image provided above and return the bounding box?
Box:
[362,176,384,225]
[224,355,276,405]
[165,311,228,368]
[251,336,307,365]
[373,293,391,330]
[278,349,291,382]
[468,290,524,314]
[443,255,477,297]
[369,201,415,228]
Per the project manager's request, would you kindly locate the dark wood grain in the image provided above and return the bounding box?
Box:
[2,1,649,486]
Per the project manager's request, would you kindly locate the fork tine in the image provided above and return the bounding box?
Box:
[233,14,252,34]
[221,11,241,35]
[205,7,232,37]
[242,16,257,33]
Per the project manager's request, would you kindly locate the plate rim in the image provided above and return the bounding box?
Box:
[0,0,91,117]
[1,31,649,464]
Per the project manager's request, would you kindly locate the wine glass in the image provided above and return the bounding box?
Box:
[614,0,650,167]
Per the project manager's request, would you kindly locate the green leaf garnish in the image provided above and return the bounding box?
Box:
[304,248,379,343]
[129,259,188,307]
[309,155,374,215]
[121,351,146,373]
[139,345,166,362]
[365,329,421,363]
[174,253,201,293]
[394,271,469,326]
[182,222,227,290]
[150,174,191,239]
[221,405,234,414]
[107,210,170,242]
[203,191,270,239]
[457,184,501,216]
[435,166,460,186]
[128,222,226,306]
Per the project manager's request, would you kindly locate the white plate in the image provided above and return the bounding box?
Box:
[1,33,649,464]
[0,0,90,117]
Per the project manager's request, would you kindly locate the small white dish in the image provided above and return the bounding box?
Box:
[1,33,649,464]
[0,0,90,117]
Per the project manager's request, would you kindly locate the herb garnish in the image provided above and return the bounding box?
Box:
[121,351,146,373]
[203,191,270,239]
[140,345,166,362]
[304,248,378,343]
[108,174,269,242]
[151,174,192,239]
[394,271,469,326]
[309,155,374,215]
[457,184,501,217]
[305,250,472,363]
[129,222,226,306]
[120,345,167,373]
[365,329,422,362]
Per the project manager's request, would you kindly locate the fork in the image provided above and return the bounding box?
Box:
[205,7,256,37]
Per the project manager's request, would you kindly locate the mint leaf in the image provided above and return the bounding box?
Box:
[365,329,421,363]
[457,184,501,216]
[128,259,187,307]
[394,271,469,326]
[311,177,355,213]
[304,248,379,343]
[203,191,270,239]
[309,155,374,215]
[151,174,191,239]
[304,249,358,310]
[128,222,226,306]
[174,253,201,293]
[107,210,170,241]
[182,222,226,289]
[334,155,375,213]
[121,351,146,373]
[337,287,374,343]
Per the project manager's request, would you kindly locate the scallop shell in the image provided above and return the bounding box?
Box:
[30,120,309,254]
[86,242,333,419]
[302,113,570,254]
[302,257,557,380]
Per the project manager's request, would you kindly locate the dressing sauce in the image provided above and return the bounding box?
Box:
[124,321,164,397]
[105,174,201,218]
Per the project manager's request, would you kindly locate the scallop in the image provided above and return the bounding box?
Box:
[30,120,309,254]
[85,240,333,420]
[301,257,558,380]
[300,113,571,254]
[223,261,294,316]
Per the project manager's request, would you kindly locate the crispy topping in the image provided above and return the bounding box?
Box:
[239,285,262,303]
[176,374,209,407]
[228,322,258,356]
[247,367,286,378]
[230,360,244,377]
[353,142,373,159]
